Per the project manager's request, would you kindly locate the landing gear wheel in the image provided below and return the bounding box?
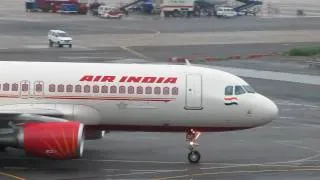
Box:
[188,150,201,163]
[0,146,7,152]
[186,129,202,164]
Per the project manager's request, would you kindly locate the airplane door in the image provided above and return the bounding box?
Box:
[20,80,30,98]
[185,74,203,110]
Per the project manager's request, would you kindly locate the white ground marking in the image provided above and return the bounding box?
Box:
[61,56,126,60]
[104,171,160,177]
[279,116,297,120]
[120,46,152,60]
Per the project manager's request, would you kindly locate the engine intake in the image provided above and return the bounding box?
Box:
[0,122,84,160]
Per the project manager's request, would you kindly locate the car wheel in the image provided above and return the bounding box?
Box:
[69,44,72,48]
[49,40,53,47]
[58,42,63,48]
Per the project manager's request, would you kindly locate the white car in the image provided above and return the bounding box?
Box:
[215,7,237,18]
[48,30,72,48]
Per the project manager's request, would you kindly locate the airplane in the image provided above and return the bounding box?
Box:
[0,60,278,163]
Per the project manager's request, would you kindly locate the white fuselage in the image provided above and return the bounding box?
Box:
[0,61,278,132]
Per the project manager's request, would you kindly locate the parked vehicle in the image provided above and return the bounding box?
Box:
[98,5,123,19]
[215,6,237,17]
[48,30,73,48]
[160,0,195,17]
[29,0,88,14]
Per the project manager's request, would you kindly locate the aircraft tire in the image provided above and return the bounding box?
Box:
[188,150,201,163]
[0,146,7,152]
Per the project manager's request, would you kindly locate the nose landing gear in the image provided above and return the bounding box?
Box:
[186,129,201,163]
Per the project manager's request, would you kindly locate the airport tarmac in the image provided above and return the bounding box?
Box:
[0,44,319,180]
[0,2,320,179]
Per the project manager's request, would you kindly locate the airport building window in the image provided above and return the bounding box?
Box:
[119,86,126,94]
[12,83,18,92]
[154,87,161,95]
[110,86,117,94]
[163,87,170,95]
[66,85,73,92]
[93,85,99,93]
[128,86,134,94]
[58,84,64,92]
[235,86,245,95]
[84,85,90,93]
[3,83,9,91]
[36,84,42,92]
[137,86,143,94]
[49,84,55,92]
[101,86,108,93]
[172,87,178,95]
[75,85,82,93]
[225,86,233,96]
[146,87,152,94]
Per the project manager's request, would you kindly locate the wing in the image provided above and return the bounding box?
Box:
[0,104,69,124]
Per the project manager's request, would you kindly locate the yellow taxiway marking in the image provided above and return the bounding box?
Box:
[0,172,25,180]
[152,166,320,180]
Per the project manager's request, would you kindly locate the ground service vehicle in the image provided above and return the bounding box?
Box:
[161,0,195,17]
[48,30,73,48]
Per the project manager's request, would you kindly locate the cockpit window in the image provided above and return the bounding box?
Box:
[225,86,233,95]
[243,85,255,93]
[235,86,246,95]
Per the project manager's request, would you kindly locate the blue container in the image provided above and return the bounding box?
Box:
[60,4,78,13]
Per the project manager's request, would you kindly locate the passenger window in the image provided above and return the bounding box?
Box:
[145,87,152,94]
[66,85,73,92]
[75,85,82,93]
[93,85,99,93]
[154,87,161,95]
[58,84,64,92]
[172,87,179,95]
[225,86,233,96]
[3,83,9,91]
[36,84,42,92]
[235,86,246,95]
[137,86,143,94]
[12,84,18,91]
[49,84,55,92]
[128,86,134,94]
[110,86,117,94]
[119,86,126,94]
[163,87,170,95]
[22,83,28,92]
[101,86,108,93]
[84,85,90,93]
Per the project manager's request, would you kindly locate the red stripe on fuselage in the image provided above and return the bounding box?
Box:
[224,97,238,101]
[0,94,175,102]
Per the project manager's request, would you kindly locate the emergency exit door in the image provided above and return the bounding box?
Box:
[185,74,203,110]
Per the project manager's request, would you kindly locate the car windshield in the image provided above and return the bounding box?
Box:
[57,32,69,37]
[243,85,255,93]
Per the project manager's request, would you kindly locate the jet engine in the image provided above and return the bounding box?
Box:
[0,122,84,159]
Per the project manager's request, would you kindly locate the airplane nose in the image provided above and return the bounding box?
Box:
[259,95,279,124]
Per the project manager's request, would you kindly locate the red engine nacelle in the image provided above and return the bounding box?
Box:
[17,122,84,160]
